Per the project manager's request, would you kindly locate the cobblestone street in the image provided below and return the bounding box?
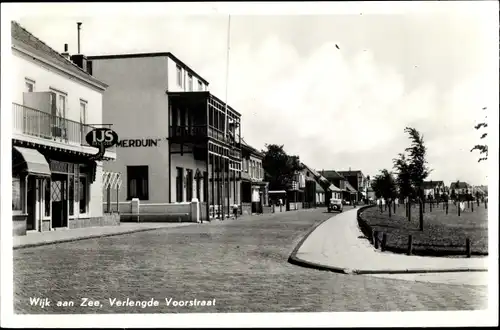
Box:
[13,209,488,313]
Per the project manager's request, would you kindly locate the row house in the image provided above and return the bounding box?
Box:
[240,140,268,215]
[320,170,357,203]
[300,164,341,207]
[11,21,116,235]
[422,180,447,199]
[337,169,368,202]
[449,181,472,195]
[88,52,242,221]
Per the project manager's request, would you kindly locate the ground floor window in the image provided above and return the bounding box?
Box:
[12,174,22,211]
[127,166,149,200]
[79,176,88,214]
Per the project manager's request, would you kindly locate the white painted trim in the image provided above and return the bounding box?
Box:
[12,134,117,160]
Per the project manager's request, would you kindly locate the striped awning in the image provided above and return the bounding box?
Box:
[12,146,51,177]
[328,184,342,192]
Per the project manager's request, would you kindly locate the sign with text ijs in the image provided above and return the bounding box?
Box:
[86,128,119,160]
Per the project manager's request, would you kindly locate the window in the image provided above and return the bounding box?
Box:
[12,175,22,211]
[25,79,35,92]
[176,167,184,202]
[188,74,193,91]
[198,80,203,91]
[79,176,88,214]
[127,166,149,200]
[176,65,182,87]
[58,94,66,118]
[80,100,87,124]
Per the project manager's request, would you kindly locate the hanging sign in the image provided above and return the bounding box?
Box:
[86,128,119,160]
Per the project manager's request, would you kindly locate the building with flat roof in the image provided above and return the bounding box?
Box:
[88,52,242,221]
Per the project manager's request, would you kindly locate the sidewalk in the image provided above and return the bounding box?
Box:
[13,222,195,250]
[290,208,489,276]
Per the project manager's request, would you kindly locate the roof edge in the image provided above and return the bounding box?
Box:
[87,51,209,85]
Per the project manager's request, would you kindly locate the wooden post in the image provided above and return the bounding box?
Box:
[446,202,449,215]
[407,235,413,255]
[430,200,432,212]
[471,201,474,212]
[381,233,387,251]
[388,200,392,218]
[466,238,471,258]
[374,230,379,249]
[393,201,396,214]
[485,199,487,209]
[458,202,461,216]
[419,199,424,231]
[107,186,111,213]
[408,201,412,222]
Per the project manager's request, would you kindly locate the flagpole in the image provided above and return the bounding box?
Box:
[224,14,231,138]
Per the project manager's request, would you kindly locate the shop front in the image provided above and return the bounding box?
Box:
[12,145,100,235]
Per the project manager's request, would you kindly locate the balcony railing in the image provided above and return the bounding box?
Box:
[169,125,241,148]
[12,103,115,152]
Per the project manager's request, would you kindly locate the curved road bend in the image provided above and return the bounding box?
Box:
[14,208,487,313]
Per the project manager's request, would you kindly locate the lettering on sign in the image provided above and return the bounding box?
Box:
[117,138,162,148]
[85,128,119,148]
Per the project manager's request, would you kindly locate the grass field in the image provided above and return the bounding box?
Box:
[359,201,488,256]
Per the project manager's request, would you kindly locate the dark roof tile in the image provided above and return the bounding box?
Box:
[11,21,107,88]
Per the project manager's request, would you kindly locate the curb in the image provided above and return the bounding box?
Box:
[288,211,488,275]
[13,224,194,250]
[288,214,352,275]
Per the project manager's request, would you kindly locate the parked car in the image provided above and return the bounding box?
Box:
[328,198,343,212]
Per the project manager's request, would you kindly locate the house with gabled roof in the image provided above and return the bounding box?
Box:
[422,180,447,198]
[11,21,117,235]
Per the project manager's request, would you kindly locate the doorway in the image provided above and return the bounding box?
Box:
[51,174,68,228]
[26,176,36,231]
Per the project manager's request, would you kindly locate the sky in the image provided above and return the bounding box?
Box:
[5,2,499,186]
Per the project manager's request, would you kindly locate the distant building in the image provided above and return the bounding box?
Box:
[319,170,357,203]
[240,140,267,215]
[450,181,471,195]
[337,170,368,201]
[422,180,446,198]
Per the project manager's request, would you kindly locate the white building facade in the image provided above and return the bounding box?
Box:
[88,52,242,221]
[11,21,116,236]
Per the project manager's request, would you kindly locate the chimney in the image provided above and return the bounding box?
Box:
[61,44,70,60]
[70,22,89,73]
[77,22,82,54]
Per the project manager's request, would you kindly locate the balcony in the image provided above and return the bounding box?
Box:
[12,103,116,154]
[169,125,240,147]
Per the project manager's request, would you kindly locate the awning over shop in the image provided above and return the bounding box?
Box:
[345,181,357,193]
[328,184,342,192]
[12,146,51,177]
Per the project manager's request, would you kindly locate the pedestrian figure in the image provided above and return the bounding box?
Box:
[459,201,466,212]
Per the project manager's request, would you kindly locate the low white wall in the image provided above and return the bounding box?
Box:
[102,199,200,222]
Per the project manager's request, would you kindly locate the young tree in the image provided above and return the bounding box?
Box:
[471,106,488,162]
[393,153,412,200]
[261,144,304,191]
[404,127,432,199]
[371,169,397,201]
